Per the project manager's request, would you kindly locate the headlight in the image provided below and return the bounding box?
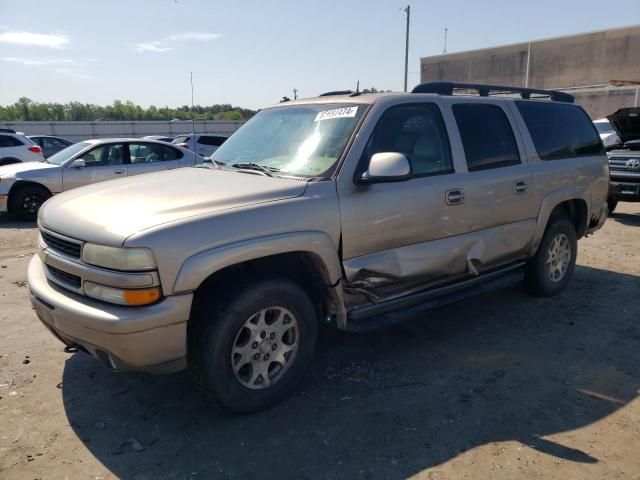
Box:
[84,282,161,306]
[82,243,156,271]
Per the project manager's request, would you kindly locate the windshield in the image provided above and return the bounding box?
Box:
[594,121,614,136]
[211,103,366,177]
[46,141,91,165]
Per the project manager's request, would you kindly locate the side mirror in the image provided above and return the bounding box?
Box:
[358,152,412,184]
[71,158,86,169]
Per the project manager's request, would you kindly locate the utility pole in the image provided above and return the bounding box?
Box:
[293,88,298,100]
[403,5,410,92]
[443,27,448,54]
[190,71,196,163]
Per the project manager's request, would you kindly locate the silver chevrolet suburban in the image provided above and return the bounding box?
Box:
[27,82,609,413]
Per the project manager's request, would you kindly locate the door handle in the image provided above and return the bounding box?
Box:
[513,181,529,194]
[445,189,465,205]
[114,169,125,174]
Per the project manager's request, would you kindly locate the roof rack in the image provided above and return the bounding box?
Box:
[411,82,574,103]
[0,128,17,133]
[319,90,354,97]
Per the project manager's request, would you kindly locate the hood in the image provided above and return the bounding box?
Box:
[607,107,640,144]
[39,167,308,245]
[0,161,59,178]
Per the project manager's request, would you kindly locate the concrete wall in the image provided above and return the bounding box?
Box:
[419,25,640,118]
[0,120,244,142]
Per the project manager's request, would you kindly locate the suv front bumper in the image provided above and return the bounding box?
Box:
[27,255,192,373]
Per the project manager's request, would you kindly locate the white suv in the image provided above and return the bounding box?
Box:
[0,129,44,165]
[171,134,228,157]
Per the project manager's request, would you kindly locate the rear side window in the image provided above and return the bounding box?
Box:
[0,135,24,147]
[197,135,226,146]
[452,104,520,171]
[516,101,603,160]
[162,145,183,160]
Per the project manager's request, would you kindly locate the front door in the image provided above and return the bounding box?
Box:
[62,142,127,190]
[337,102,469,286]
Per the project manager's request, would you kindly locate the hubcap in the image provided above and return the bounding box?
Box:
[545,233,571,283]
[231,307,299,390]
[21,192,43,214]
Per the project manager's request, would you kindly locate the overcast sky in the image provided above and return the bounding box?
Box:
[0,0,638,109]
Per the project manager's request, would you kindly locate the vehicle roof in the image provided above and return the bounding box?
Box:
[27,134,67,138]
[78,138,178,144]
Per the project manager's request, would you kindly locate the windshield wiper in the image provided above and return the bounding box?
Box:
[231,163,279,177]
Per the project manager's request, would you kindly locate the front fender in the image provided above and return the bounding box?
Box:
[172,231,343,294]
[529,186,590,256]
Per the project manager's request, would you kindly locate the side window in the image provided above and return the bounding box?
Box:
[42,138,59,149]
[162,145,183,161]
[364,103,453,176]
[31,137,44,147]
[129,143,164,163]
[516,101,603,160]
[82,144,125,167]
[197,136,216,146]
[0,135,23,147]
[452,104,520,171]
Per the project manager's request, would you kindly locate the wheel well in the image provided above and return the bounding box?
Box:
[7,181,52,213]
[192,252,335,322]
[0,158,21,166]
[549,199,588,238]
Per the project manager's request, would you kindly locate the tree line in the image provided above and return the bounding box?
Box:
[0,97,256,122]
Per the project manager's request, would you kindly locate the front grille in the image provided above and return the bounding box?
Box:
[608,156,640,174]
[41,231,82,258]
[47,265,81,289]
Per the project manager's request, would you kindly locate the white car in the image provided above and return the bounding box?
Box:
[0,129,44,165]
[171,134,228,157]
[0,138,200,220]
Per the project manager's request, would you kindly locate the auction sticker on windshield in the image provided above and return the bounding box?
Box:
[315,106,358,122]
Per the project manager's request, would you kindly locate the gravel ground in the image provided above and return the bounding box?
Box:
[0,204,639,480]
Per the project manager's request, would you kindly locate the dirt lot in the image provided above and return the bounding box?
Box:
[0,205,639,480]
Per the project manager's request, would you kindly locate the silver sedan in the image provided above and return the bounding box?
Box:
[0,138,202,220]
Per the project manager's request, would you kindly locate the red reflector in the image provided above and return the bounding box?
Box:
[28,145,42,153]
[178,143,189,149]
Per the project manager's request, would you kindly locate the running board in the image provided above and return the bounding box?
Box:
[344,264,525,332]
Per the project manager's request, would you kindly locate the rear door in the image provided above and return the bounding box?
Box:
[126,142,184,176]
[62,142,127,190]
[450,101,537,269]
[0,134,28,162]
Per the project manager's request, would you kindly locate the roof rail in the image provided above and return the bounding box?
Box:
[411,82,574,103]
[0,128,17,133]
[319,90,354,97]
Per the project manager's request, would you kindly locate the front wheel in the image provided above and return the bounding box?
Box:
[9,184,51,221]
[525,217,577,296]
[189,277,318,413]
[607,197,618,215]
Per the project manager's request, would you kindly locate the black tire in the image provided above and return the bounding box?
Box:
[607,197,618,215]
[9,184,51,221]
[189,277,318,414]
[525,216,577,297]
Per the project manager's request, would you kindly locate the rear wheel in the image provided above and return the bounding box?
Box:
[0,158,21,166]
[607,197,618,214]
[525,217,577,296]
[9,184,51,221]
[189,277,318,413]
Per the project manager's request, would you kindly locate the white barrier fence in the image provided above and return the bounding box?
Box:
[0,120,245,142]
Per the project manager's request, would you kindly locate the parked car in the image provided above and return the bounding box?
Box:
[172,134,228,157]
[28,135,74,159]
[0,138,197,220]
[593,118,616,140]
[604,107,640,212]
[27,83,608,413]
[142,135,174,143]
[0,129,43,165]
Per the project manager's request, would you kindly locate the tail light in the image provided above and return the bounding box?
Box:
[177,143,189,150]
[28,145,42,154]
